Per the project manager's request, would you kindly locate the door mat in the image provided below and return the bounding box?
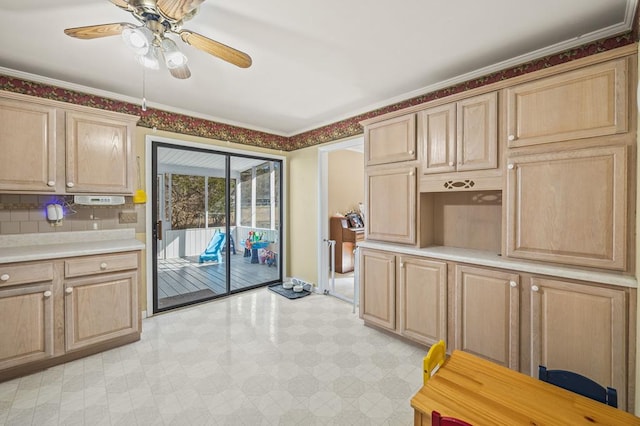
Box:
[268,283,312,300]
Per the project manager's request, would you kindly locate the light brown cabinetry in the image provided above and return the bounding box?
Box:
[452,264,519,369]
[365,114,416,166]
[0,262,54,370]
[0,96,57,192]
[529,276,627,409]
[505,58,628,148]
[0,251,141,382]
[64,253,139,352]
[506,144,627,270]
[359,248,446,346]
[420,92,497,175]
[365,166,416,244]
[0,91,138,195]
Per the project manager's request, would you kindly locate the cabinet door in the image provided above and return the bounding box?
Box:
[359,249,396,330]
[456,92,497,172]
[530,277,626,409]
[0,96,57,192]
[398,256,446,345]
[65,271,138,352]
[506,145,627,270]
[453,265,519,369]
[366,166,416,244]
[419,103,456,174]
[505,58,627,147]
[65,111,134,194]
[0,284,53,370]
[365,114,416,166]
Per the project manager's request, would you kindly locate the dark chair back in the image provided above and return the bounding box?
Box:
[538,365,617,408]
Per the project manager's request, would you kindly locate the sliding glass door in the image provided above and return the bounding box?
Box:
[152,142,283,313]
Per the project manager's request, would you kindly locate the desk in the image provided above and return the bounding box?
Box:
[411,350,640,425]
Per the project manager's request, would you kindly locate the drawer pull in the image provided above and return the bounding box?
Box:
[531,285,539,292]
[507,163,514,170]
[408,150,415,156]
[509,281,517,288]
[0,274,9,282]
[448,161,454,167]
[65,287,73,294]
[66,182,74,188]
[100,262,108,270]
[508,135,516,141]
[47,181,55,187]
[43,291,52,298]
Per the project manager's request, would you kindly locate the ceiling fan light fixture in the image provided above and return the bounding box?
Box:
[136,45,161,70]
[122,26,154,55]
[161,38,188,69]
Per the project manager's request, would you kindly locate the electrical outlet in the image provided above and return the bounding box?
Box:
[119,212,138,224]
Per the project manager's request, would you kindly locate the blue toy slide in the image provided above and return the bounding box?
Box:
[199,231,226,263]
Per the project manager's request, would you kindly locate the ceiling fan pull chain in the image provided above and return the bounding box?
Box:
[142,66,147,112]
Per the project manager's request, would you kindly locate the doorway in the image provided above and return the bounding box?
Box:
[151,141,283,313]
[318,136,364,306]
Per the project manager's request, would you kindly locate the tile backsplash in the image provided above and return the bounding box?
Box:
[0,194,145,235]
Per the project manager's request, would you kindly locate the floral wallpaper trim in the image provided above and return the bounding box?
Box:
[0,31,636,152]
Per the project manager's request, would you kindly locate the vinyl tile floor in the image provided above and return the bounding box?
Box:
[0,287,426,425]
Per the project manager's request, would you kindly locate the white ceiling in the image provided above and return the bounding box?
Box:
[0,0,636,136]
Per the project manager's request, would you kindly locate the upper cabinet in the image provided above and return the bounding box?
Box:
[365,114,416,166]
[0,96,57,192]
[505,58,628,148]
[65,110,135,194]
[0,91,139,195]
[420,92,497,175]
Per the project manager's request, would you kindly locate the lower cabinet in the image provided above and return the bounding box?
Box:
[452,264,519,369]
[530,276,627,409]
[360,248,447,346]
[0,252,140,381]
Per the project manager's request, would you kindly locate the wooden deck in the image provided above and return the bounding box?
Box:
[157,253,280,309]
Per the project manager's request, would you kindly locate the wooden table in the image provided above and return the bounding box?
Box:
[411,350,640,425]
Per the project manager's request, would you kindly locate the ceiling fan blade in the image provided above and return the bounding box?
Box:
[169,64,192,79]
[180,30,252,68]
[157,0,205,22]
[109,0,131,10]
[64,23,134,39]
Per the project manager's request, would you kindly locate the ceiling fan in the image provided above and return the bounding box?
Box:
[63,0,252,79]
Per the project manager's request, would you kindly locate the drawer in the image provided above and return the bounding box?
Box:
[0,262,54,287]
[65,252,138,278]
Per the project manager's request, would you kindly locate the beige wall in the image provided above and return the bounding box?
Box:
[636,45,640,415]
[328,150,364,217]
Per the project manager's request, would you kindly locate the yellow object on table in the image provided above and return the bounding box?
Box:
[423,340,446,384]
[411,350,640,425]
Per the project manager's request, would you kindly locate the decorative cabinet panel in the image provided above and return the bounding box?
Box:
[453,265,519,369]
[0,96,57,192]
[366,166,416,244]
[359,249,396,330]
[0,91,138,195]
[505,58,628,148]
[506,144,627,270]
[420,92,497,175]
[398,256,447,346]
[365,114,416,166]
[530,277,627,409]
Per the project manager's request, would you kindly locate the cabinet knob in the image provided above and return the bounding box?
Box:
[531,285,539,292]
[408,150,415,156]
[510,281,517,288]
[0,274,9,282]
[508,135,516,141]
[408,170,414,176]
[43,290,52,298]
[400,262,404,268]
[507,163,514,170]
[65,287,73,294]
[100,262,108,270]
[47,181,55,187]
[66,182,74,188]
[448,162,454,167]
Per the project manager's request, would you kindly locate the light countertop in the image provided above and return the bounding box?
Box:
[0,229,144,264]
[357,241,637,288]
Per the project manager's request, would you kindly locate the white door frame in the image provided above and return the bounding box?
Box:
[317,135,364,298]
